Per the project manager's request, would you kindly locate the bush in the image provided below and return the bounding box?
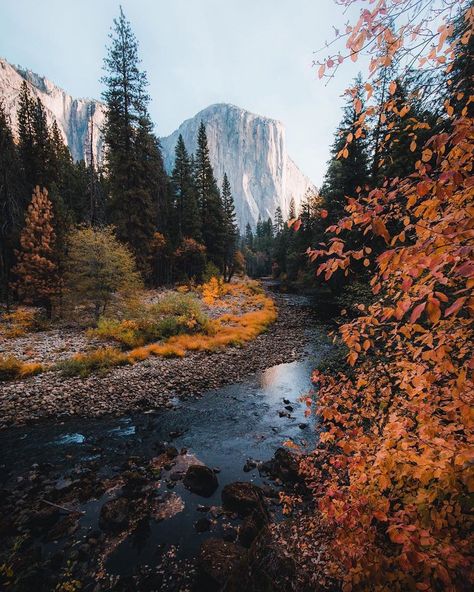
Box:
[202,262,221,283]
[65,226,142,320]
[91,293,210,348]
[56,347,129,377]
[0,356,43,381]
[0,307,47,338]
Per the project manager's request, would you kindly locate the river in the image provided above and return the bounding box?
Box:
[0,291,333,590]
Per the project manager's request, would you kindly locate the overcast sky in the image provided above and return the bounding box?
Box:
[1,0,364,185]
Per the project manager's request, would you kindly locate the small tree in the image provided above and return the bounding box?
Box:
[174,238,206,282]
[65,226,142,319]
[12,186,59,315]
[221,173,238,281]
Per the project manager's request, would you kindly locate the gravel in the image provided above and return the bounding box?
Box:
[0,292,314,428]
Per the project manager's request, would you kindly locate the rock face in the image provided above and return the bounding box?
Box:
[160,103,315,229]
[0,57,105,163]
[0,57,315,230]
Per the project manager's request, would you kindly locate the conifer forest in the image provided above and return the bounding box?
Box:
[0,1,472,591]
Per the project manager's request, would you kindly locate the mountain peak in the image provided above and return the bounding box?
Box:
[0,56,314,230]
[160,104,314,229]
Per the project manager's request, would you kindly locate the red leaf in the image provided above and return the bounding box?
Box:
[445,297,466,317]
[410,302,426,323]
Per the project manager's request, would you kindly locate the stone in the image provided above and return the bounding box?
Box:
[221,482,268,521]
[197,538,244,588]
[183,465,218,497]
[99,497,129,532]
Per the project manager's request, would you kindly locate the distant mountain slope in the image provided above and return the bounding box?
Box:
[0,57,105,163]
[0,58,315,229]
[160,103,315,228]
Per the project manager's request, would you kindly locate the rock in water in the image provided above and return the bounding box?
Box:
[197,538,244,588]
[183,465,219,497]
[99,497,129,532]
[221,482,268,522]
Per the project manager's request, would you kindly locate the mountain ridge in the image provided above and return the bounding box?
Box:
[0,57,315,229]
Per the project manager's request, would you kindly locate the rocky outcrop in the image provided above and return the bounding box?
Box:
[0,57,105,163]
[197,538,245,589]
[0,58,315,230]
[160,103,316,228]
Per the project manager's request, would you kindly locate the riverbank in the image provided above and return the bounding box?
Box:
[0,290,333,592]
[0,289,316,428]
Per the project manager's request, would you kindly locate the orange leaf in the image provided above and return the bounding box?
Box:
[389,80,397,95]
[410,302,426,323]
[445,297,466,317]
[421,149,433,162]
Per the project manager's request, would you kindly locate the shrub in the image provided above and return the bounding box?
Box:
[91,293,210,347]
[0,356,43,381]
[0,307,47,338]
[202,262,221,283]
[56,347,129,377]
[65,226,142,320]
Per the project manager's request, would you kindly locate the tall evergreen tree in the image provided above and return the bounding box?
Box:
[17,81,37,189]
[221,173,238,280]
[194,122,225,267]
[273,206,284,235]
[101,7,164,275]
[171,134,201,241]
[0,103,26,303]
[288,197,296,220]
[12,187,59,316]
[320,76,370,224]
[244,222,254,249]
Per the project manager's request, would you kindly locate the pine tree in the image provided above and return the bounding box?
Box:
[273,206,284,235]
[320,76,370,224]
[221,173,238,281]
[171,134,201,241]
[288,197,296,220]
[0,103,26,303]
[17,81,38,189]
[194,122,225,268]
[244,222,254,249]
[101,7,161,275]
[12,187,59,315]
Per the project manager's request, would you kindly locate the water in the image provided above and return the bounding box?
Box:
[0,293,332,581]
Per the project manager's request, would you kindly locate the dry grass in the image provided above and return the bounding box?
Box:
[0,356,43,381]
[124,289,277,360]
[5,280,277,379]
[57,347,129,377]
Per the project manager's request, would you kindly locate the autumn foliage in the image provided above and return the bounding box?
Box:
[12,186,59,314]
[288,1,474,591]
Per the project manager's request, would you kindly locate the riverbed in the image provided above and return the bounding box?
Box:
[0,291,332,591]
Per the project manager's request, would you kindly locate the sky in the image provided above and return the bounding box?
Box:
[0,0,365,185]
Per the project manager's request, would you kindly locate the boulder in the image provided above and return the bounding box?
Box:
[260,447,301,483]
[221,482,268,522]
[197,538,244,589]
[99,497,129,532]
[183,465,218,497]
[238,515,260,547]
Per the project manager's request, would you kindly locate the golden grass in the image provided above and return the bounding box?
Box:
[125,290,277,360]
[6,280,277,380]
[0,356,43,381]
